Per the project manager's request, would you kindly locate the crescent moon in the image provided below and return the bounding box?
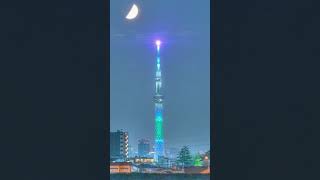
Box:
[126,4,139,20]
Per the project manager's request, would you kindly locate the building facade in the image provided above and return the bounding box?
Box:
[110,162,139,173]
[138,139,151,157]
[110,130,129,161]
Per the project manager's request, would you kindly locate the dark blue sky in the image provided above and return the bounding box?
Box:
[110,0,210,153]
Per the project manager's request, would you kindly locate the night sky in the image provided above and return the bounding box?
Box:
[110,0,210,153]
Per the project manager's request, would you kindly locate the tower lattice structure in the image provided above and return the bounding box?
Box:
[154,40,164,162]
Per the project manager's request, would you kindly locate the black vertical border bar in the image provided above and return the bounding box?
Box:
[106,0,110,176]
[105,0,110,176]
[212,0,223,178]
[97,0,110,177]
[211,0,214,175]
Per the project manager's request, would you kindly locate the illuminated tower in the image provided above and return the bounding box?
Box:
[154,40,164,162]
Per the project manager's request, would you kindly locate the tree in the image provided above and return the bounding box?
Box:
[176,146,193,168]
[193,153,203,166]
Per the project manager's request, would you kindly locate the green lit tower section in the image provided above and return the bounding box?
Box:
[154,40,164,162]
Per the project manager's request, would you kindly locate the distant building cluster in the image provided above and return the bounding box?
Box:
[109,130,210,174]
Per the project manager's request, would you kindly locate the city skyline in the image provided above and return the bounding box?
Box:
[111,0,210,154]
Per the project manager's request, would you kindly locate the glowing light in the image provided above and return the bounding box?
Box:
[155,120,163,139]
[155,40,161,46]
[156,113,161,118]
[156,116,162,121]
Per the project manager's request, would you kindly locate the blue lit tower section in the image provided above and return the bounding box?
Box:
[154,40,164,162]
